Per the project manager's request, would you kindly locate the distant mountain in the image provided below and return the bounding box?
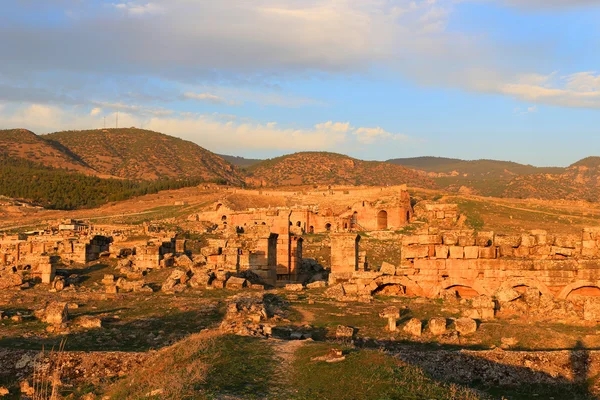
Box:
[246,152,434,187]
[44,128,245,184]
[218,154,264,168]
[0,129,97,175]
[387,156,563,179]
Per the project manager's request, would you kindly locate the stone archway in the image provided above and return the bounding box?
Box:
[500,278,552,297]
[558,281,600,300]
[377,210,388,230]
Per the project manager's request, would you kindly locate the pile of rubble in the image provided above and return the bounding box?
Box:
[219,293,288,337]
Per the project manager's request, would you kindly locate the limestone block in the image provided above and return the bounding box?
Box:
[514,247,531,258]
[478,247,497,259]
[498,246,514,258]
[554,234,579,249]
[531,245,552,257]
[336,325,355,339]
[402,246,429,260]
[495,235,521,248]
[226,277,248,290]
[582,248,599,258]
[583,240,598,249]
[402,235,420,246]
[285,283,304,292]
[584,298,600,321]
[552,246,574,257]
[449,246,464,259]
[458,236,476,247]
[418,235,443,245]
[442,232,459,246]
[495,287,521,303]
[428,317,447,335]
[521,235,537,247]
[476,231,495,247]
[435,245,449,259]
[0,273,23,290]
[43,302,68,325]
[379,261,396,276]
[464,246,479,259]
[455,317,477,335]
[403,318,422,336]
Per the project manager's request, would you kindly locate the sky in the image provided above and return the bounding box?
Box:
[1,0,599,166]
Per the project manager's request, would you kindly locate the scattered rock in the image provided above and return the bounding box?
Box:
[0,273,23,290]
[335,325,354,340]
[306,281,327,289]
[403,318,422,336]
[0,386,9,397]
[379,261,396,276]
[285,283,304,292]
[455,317,477,335]
[495,288,521,303]
[42,302,68,325]
[75,315,102,329]
[226,276,248,290]
[428,317,447,335]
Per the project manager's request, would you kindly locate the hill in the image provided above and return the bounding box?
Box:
[246,152,434,187]
[0,129,97,175]
[44,128,244,183]
[387,156,563,178]
[218,154,263,168]
[502,158,600,202]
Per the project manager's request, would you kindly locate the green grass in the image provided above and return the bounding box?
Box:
[291,342,485,400]
[104,333,276,399]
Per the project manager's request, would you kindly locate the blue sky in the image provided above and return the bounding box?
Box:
[0,0,599,166]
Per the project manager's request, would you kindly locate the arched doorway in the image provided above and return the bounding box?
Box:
[567,286,600,300]
[446,285,479,299]
[377,210,388,230]
[325,223,332,231]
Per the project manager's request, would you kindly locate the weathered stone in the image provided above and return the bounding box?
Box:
[306,281,327,289]
[403,318,422,336]
[379,261,396,276]
[226,276,248,290]
[495,288,521,303]
[76,315,102,329]
[0,273,23,290]
[455,317,477,335]
[43,302,68,325]
[379,306,400,331]
[428,317,447,335]
[336,325,354,339]
[584,298,600,321]
[285,283,304,292]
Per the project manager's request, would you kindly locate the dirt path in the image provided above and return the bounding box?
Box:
[269,339,305,399]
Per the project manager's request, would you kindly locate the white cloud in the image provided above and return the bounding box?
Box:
[0,103,409,153]
[111,2,164,16]
[90,107,102,116]
[183,92,239,106]
[500,72,600,109]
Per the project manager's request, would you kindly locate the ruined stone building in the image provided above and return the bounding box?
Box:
[329,227,600,301]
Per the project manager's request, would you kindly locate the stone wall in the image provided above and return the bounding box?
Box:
[330,227,600,300]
